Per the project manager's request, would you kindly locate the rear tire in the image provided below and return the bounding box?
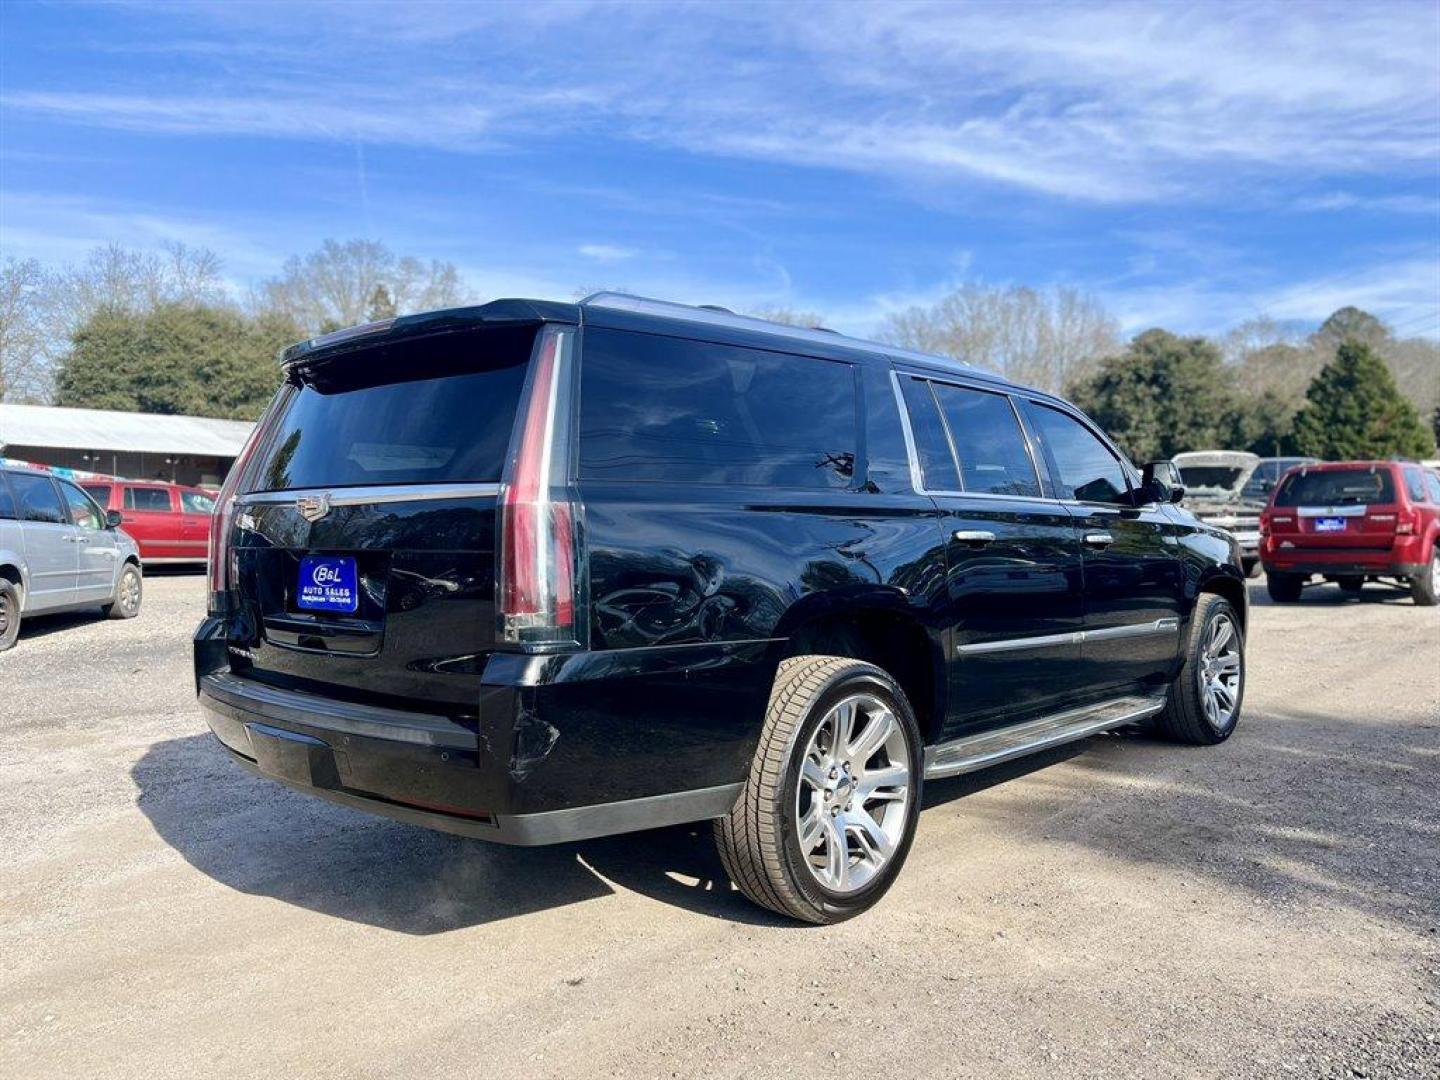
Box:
[1242,557,1261,579]
[1411,549,1439,607]
[715,655,923,924]
[0,580,20,651]
[103,563,143,619]
[1154,594,1245,746]
[1266,571,1303,603]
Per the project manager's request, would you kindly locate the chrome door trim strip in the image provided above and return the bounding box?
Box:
[238,483,501,507]
[956,617,1179,655]
[923,693,1167,780]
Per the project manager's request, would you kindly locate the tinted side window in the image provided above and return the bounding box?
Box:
[59,481,103,530]
[1021,402,1130,505]
[0,474,16,519]
[1426,472,1440,504]
[8,473,67,524]
[930,384,1040,497]
[897,377,961,491]
[125,487,173,512]
[1403,466,1426,502]
[181,491,216,514]
[579,329,858,488]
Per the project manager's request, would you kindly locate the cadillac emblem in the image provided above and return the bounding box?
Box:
[296,493,332,523]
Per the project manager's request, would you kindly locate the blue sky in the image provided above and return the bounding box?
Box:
[2,0,1438,339]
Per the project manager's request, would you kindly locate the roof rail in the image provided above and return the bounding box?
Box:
[578,292,978,374]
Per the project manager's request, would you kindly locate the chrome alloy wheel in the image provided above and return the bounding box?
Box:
[0,591,11,637]
[118,570,141,616]
[795,693,911,894]
[1197,612,1242,732]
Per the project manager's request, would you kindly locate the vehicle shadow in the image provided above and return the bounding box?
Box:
[132,733,792,933]
[1246,579,1417,607]
[16,606,109,641]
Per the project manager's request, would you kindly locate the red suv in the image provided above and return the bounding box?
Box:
[80,480,215,565]
[1259,461,1440,605]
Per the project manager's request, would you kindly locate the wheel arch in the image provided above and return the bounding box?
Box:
[771,587,946,744]
[1197,567,1247,635]
[0,559,26,604]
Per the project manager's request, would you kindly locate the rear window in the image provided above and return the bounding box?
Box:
[250,326,536,492]
[125,487,172,512]
[1274,467,1396,507]
[579,329,858,488]
[1178,466,1246,490]
[82,483,112,506]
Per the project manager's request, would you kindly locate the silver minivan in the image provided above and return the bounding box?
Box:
[0,466,144,650]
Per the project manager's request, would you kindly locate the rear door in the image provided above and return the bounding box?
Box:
[220,321,539,720]
[1017,399,1184,694]
[6,472,78,609]
[178,489,215,561]
[121,485,181,558]
[895,373,1084,734]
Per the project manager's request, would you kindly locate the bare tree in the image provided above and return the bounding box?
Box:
[880,284,1121,393]
[0,258,51,402]
[747,305,827,329]
[257,239,469,334]
[48,242,226,327]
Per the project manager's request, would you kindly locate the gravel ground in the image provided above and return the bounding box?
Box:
[1,572,1437,1079]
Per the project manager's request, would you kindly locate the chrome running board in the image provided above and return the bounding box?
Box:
[923,694,1166,780]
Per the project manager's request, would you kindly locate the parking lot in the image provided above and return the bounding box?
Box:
[1,573,1436,1079]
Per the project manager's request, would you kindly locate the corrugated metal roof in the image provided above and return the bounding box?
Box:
[0,403,254,457]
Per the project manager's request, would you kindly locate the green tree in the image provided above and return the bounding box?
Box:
[1067,329,1235,460]
[1291,340,1434,459]
[54,302,298,420]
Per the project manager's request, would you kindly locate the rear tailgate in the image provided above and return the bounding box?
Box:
[221,322,539,721]
[1270,466,1399,553]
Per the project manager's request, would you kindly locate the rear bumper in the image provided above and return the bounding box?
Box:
[1261,559,1428,579]
[194,619,770,844]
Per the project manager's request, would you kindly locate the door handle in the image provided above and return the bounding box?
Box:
[953,530,996,544]
[77,537,90,544]
[1084,532,1116,547]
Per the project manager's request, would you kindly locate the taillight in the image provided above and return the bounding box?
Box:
[498,326,582,649]
[1397,509,1418,535]
[207,390,285,614]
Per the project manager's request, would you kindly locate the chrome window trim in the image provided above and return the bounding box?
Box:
[956,617,1179,656]
[238,482,501,506]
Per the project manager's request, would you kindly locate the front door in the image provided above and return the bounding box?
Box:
[58,479,120,602]
[1017,400,1184,694]
[895,374,1085,737]
[6,473,79,610]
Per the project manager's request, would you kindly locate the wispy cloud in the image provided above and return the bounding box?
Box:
[6,2,1436,204]
[578,243,639,263]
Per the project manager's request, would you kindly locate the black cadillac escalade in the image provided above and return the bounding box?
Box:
[194,293,1248,923]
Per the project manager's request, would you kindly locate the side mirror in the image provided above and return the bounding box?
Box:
[1141,461,1186,505]
[105,510,123,529]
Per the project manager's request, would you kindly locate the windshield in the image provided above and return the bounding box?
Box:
[1274,467,1396,507]
[1177,466,1246,491]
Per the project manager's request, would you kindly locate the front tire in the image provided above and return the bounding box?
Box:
[1154,594,1245,746]
[103,563,143,619]
[1411,549,1439,607]
[0,579,20,651]
[715,656,923,924]
[1266,571,1303,603]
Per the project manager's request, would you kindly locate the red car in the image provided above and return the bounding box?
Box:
[80,480,215,565]
[1259,460,1440,605]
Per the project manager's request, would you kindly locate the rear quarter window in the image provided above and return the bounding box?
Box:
[1274,468,1396,507]
[578,329,859,489]
[1402,466,1426,502]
